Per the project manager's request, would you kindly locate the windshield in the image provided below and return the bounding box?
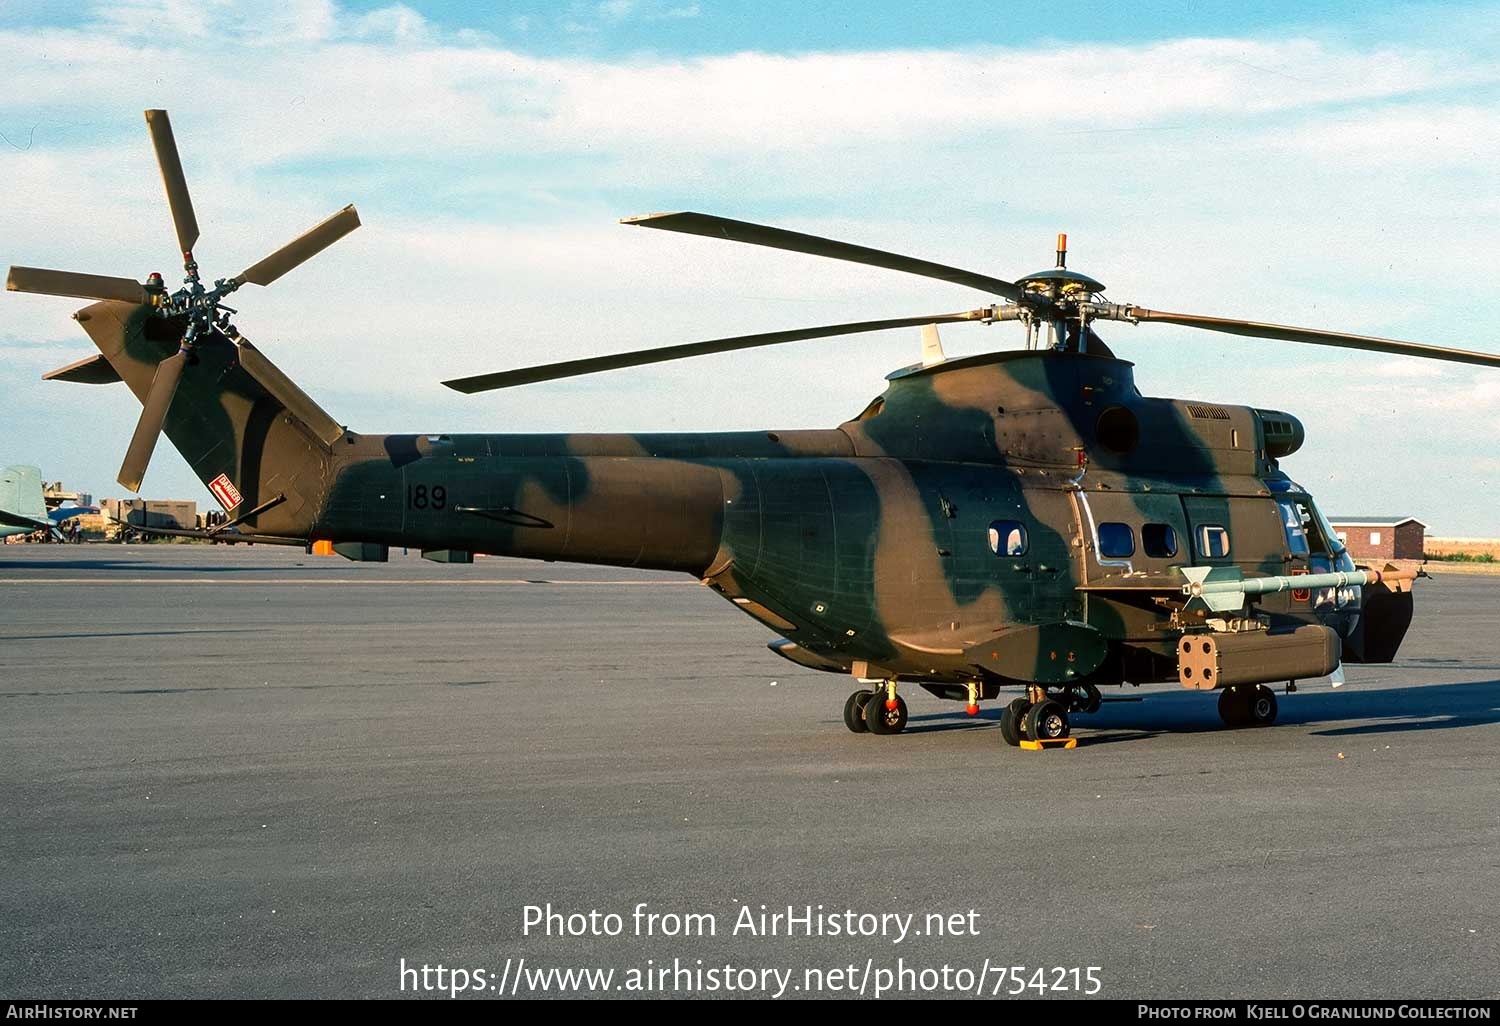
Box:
[1303,497,1349,560]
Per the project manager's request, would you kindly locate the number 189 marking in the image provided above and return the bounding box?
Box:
[406,484,447,510]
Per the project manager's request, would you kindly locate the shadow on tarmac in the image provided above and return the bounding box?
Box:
[880,680,1500,740]
[0,557,302,573]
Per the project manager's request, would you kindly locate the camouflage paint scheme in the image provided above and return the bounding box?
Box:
[69,299,1409,702]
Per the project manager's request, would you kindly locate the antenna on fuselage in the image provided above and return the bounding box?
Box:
[921,323,946,367]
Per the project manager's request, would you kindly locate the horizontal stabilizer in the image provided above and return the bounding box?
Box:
[43,354,123,385]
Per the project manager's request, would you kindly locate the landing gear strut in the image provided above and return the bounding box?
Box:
[866,681,908,735]
[1218,684,1279,727]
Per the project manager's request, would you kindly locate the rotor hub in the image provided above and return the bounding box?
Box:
[1015,268,1107,304]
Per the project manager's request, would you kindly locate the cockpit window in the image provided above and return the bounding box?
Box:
[1302,499,1341,555]
[1280,498,1335,555]
[1279,500,1310,556]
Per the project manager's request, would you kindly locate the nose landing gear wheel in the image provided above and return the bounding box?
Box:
[843,690,875,734]
[999,697,1030,747]
[1023,699,1069,742]
[865,693,908,735]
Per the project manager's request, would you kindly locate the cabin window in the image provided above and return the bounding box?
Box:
[1097,522,1135,558]
[1197,524,1231,559]
[1142,523,1178,558]
[1369,531,1381,546]
[988,520,1028,556]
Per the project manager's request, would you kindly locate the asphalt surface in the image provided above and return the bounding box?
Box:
[1,544,1496,1000]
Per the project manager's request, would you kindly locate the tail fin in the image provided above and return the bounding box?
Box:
[65,301,339,538]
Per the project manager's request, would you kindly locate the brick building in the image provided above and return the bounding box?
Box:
[1328,516,1426,561]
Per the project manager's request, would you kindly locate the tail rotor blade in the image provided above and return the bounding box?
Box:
[7,266,147,305]
[144,109,200,256]
[235,205,360,287]
[117,351,188,491]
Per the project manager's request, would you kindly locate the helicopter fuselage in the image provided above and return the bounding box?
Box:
[73,300,1405,700]
[305,349,1386,691]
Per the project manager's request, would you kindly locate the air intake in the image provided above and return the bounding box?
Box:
[1254,408,1306,459]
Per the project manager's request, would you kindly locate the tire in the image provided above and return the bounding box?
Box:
[865,692,908,735]
[1024,699,1069,741]
[1000,698,1029,747]
[1218,687,1250,727]
[1246,685,1279,726]
[843,690,873,734]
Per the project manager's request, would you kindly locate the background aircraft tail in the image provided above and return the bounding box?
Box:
[0,464,50,530]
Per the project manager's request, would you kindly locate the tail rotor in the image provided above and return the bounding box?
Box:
[5,108,361,490]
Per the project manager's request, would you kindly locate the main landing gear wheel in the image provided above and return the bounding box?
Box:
[1000,698,1030,747]
[1065,682,1102,714]
[843,690,874,734]
[1246,685,1278,727]
[1217,686,1249,726]
[865,693,908,735]
[1218,685,1279,727]
[1024,699,1070,742]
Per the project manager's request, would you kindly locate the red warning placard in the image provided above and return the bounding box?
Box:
[209,473,243,511]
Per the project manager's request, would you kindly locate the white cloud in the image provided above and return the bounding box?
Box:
[598,0,636,21]
[87,0,342,44]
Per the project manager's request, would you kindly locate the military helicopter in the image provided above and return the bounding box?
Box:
[10,110,1500,747]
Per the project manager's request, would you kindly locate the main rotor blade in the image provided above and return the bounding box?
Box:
[1129,308,1500,369]
[234,205,360,287]
[624,212,1025,303]
[443,309,994,394]
[6,266,147,305]
[144,109,200,256]
[118,351,188,492]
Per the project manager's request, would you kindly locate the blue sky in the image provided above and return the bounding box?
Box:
[1,0,1498,533]
[0,1,1412,54]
